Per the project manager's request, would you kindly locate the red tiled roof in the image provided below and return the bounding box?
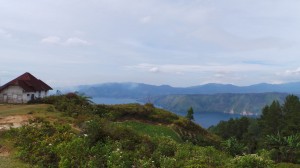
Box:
[0,72,52,92]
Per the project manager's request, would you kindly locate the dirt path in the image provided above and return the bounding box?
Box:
[0,115,32,131]
[0,145,9,157]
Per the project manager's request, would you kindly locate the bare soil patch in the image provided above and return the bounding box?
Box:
[0,115,32,131]
[0,145,9,157]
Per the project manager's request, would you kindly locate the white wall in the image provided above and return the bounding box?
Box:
[0,86,49,103]
[0,86,24,103]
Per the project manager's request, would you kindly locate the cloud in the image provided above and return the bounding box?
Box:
[284,67,300,75]
[140,16,152,24]
[190,26,290,52]
[274,67,300,84]
[41,36,91,46]
[0,70,13,76]
[41,36,61,44]
[0,28,12,39]
[127,63,269,75]
[65,37,91,46]
[2,0,300,86]
[149,67,160,73]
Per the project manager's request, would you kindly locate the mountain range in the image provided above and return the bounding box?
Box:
[77,82,300,98]
[76,82,300,114]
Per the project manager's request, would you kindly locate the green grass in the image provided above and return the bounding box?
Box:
[275,163,300,168]
[0,131,33,168]
[0,104,74,123]
[0,104,49,116]
[0,104,73,168]
[0,157,33,168]
[117,121,182,142]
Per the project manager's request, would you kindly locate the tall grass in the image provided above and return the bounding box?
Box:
[117,121,182,142]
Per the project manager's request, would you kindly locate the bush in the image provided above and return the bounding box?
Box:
[182,146,230,168]
[8,119,75,167]
[56,137,107,167]
[153,137,178,157]
[82,118,110,145]
[265,134,300,163]
[46,105,55,112]
[229,154,275,168]
[222,137,246,156]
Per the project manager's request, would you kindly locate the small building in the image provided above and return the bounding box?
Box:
[0,72,52,103]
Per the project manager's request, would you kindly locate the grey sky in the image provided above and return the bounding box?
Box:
[1,0,300,87]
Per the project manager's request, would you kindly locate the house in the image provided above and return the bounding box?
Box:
[0,72,52,103]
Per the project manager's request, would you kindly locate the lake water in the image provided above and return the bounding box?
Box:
[92,97,139,104]
[92,97,249,128]
[177,112,244,128]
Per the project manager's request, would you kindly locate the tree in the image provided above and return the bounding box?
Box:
[259,101,283,135]
[221,137,246,156]
[265,133,300,163]
[282,95,300,135]
[186,107,194,121]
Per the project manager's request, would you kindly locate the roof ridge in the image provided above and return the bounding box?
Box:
[0,72,52,92]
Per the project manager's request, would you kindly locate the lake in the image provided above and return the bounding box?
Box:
[177,111,245,128]
[92,97,251,128]
[92,97,139,104]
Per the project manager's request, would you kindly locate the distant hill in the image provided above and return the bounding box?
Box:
[78,82,300,99]
[76,82,300,114]
[146,93,289,115]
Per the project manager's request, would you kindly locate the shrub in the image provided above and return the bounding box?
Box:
[46,105,55,112]
[9,119,75,167]
[82,118,110,145]
[222,137,246,156]
[182,146,230,168]
[265,133,300,163]
[153,137,178,157]
[229,154,275,168]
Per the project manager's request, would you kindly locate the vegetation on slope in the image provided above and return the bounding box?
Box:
[209,95,300,164]
[2,92,297,167]
[116,121,182,142]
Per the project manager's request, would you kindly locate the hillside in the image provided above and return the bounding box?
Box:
[148,93,289,114]
[77,82,296,114]
[0,93,299,167]
[0,95,220,167]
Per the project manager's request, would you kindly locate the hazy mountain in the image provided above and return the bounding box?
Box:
[77,82,300,114]
[77,83,177,99]
[77,82,300,98]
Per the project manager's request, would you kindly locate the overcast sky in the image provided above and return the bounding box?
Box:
[1,0,300,87]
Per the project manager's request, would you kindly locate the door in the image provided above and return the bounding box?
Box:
[3,94,7,103]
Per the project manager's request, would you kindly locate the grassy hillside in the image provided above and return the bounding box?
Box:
[0,104,73,168]
[0,94,298,167]
[0,157,33,168]
[92,103,220,145]
[0,104,49,116]
[0,98,220,167]
[116,121,182,142]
